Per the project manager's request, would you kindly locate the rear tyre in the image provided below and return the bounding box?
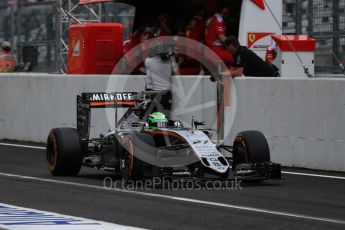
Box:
[233,130,270,166]
[46,128,83,176]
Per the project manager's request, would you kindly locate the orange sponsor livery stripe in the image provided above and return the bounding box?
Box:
[90,101,135,107]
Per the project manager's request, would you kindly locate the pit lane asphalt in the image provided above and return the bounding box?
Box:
[0,143,345,230]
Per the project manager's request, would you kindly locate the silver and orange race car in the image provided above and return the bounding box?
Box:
[46,91,281,182]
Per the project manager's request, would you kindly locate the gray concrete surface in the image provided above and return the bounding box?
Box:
[0,144,344,230]
[226,77,345,171]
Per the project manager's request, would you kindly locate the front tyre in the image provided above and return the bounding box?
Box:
[46,128,83,176]
[233,130,270,165]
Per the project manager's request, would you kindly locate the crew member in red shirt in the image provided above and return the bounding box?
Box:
[155,13,172,37]
[205,4,233,66]
[183,5,206,65]
[186,5,206,42]
[265,43,277,63]
[0,41,16,73]
[123,27,144,54]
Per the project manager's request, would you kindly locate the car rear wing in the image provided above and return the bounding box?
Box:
[82,92,138,108]
[77,92,138,139]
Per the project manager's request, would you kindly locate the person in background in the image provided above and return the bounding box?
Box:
[186,5,206,42]
[155,13,172,37]
[137,19,157,74]
[265,43,277,63]
[144,42,177,114]
[205,4,233,66]
[0,41,16,73]
[145,51,173,92]
[223,36,279,77]
[123,27,144,54]
[183,5,206,67]
[140,18,156,42]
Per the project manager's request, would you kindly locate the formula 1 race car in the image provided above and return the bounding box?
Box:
[46,91,281,182]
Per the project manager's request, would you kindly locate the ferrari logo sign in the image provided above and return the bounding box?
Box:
[249,33,256,43]
[251,0,265,10]
[247,32,274,49]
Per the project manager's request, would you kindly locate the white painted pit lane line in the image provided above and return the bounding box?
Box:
[1,142,345,181]
[0,203,146,230]
[0,172,344,226]
[282,171,345,180]
[0,143,45,150]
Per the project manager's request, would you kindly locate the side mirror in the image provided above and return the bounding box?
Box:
[174,120,184,128]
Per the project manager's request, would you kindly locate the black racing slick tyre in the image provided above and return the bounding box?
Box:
[120,133,155,181]
[233,130,270,165]
[46,128,83,176]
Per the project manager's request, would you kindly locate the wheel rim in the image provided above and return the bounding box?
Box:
[121,138,135,181]
[47,132,58,170]
[234,136,248,164]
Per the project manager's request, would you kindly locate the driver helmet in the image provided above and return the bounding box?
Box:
[148,112,168,129]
